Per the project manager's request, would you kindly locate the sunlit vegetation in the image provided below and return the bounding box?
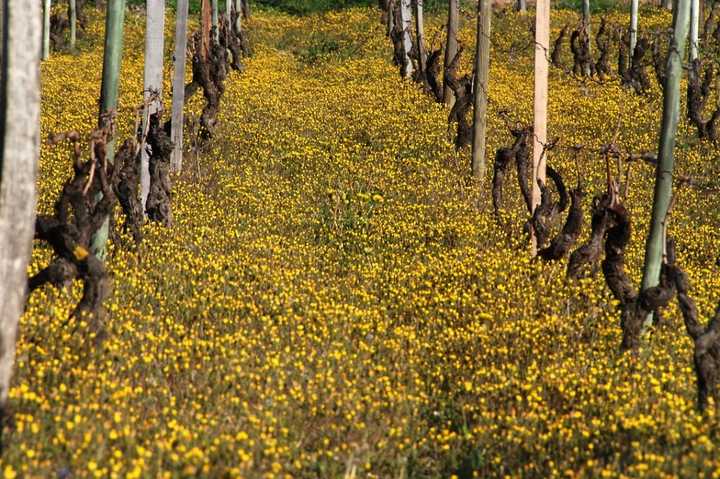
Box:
[2,3,720,478]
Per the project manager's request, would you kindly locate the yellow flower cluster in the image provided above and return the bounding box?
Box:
[4,5,720,478]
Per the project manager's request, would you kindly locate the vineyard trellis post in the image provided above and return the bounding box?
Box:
[212,0,219,42]
[399,0,414,79]
[444,0,459,107]
[234,0,242,32]
[70,0,77,50]
[582,0,592,75]
[640,0,691,329]
[690,0,699,60]
[202,0,211,60]
[414,0,426,75]
[0,0,41,423]
[90,0,126,258]
[141,0,166,212]
[171,0,189,172]
[531,0,550,255]
[471,0,491,180]
[630,0,639,53]
[42,0,51,59]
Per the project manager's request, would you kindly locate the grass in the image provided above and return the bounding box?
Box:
[128,0,202,13]
[126,0,373,14]
[255,0,373,14]
[4,3,720,479]
[125,0,633,15]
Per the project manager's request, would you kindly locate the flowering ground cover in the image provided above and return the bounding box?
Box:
[4,5,720,478]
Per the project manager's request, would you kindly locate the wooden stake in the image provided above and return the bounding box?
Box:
[531,0,550,255]
[141,0,166,211]
[70,0,77,51]
[443,0,459,107]
[201,0,211,61]
[471,0,491,180]
[171,0,189,172]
